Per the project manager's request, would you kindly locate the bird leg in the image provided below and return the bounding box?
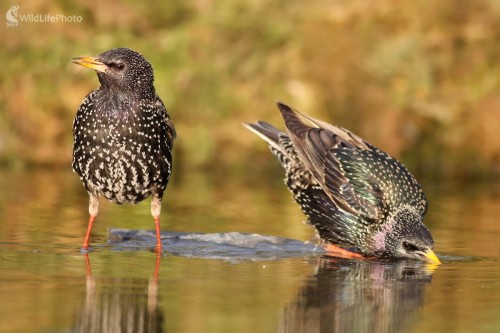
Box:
[151,194,163,253]
[153,216,162,253]
[324,244,366,259]
[82,215,96,250]
[82,194,99,251]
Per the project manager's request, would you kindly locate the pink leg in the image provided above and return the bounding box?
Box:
[151,194,163,254]
[82,215,96,250]
[154,216,162,254]
[324,244,366,259]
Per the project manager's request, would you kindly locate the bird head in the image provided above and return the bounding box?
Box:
[73,48,155,97]
[372,207,441,265]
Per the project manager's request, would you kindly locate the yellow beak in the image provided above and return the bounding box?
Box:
[72,56,108,73]
[422,249,442,265]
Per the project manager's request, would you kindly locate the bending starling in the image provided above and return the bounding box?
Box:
[72,48,176,252]
[244,102,440,264]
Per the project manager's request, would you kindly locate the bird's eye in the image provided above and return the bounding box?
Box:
[108,62,125,71]
[402,241,419,253]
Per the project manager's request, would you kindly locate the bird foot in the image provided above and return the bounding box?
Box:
[323,244,366,260]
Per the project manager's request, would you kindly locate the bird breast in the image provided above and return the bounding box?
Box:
[73,95,170,205]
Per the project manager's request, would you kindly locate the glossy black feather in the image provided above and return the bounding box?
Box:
[73,48,175,205]
[245,102,435,259]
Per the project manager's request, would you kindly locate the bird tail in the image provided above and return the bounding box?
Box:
[243,120,297,169]
[242,121,284,153]
[244,119,310,177]
[244,102,316,147]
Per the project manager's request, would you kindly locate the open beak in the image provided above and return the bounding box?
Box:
[421,249,442,265]
[72,56,109,73]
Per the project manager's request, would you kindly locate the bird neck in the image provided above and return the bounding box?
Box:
[97,72,156,102]
[94,87,140,117]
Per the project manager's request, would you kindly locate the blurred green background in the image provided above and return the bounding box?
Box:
[2,0,500,179]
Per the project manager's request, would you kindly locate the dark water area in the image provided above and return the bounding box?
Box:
[0,169,499,333]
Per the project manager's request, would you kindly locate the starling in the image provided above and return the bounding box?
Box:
[72,48,176,253]
[244,102,441,264]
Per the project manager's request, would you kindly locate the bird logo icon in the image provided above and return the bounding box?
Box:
[6,4,20,27]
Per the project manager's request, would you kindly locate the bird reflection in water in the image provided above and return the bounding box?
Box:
[280,256,436,333]
[70,254,164,333]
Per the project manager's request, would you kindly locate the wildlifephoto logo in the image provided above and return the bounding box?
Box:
[6,3,83,27]
[5,4,19,27]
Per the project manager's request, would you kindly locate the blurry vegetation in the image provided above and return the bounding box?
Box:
[2,0,500,178]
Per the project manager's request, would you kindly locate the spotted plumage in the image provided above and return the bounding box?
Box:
[72,48,175,252]
[244,102,440,264]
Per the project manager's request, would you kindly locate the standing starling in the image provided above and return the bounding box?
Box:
[244,102,441,264]
[72,48,175,253]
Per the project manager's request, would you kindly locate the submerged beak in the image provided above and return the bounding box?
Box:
[421,249,442,265]
[72,56,109,73]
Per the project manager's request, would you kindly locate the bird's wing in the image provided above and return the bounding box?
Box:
[324,147,387,222]
[277,102,388,222]
[72,90,98,179]
[154,96,176,143]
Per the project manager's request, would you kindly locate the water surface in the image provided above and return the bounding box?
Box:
[0,169,499,332]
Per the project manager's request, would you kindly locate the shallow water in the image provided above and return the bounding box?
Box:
[0,169,499,333]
